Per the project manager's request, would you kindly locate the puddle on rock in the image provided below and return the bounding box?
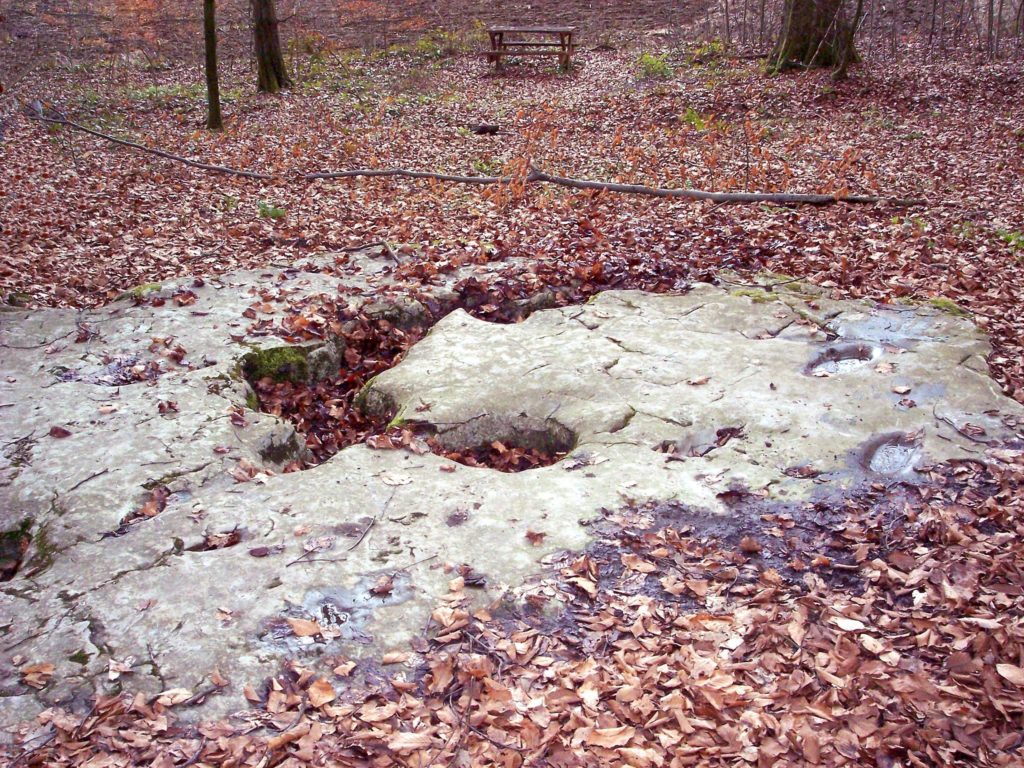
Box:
[805,342,880,376]
[861,433,922,476]
[259,573,413,653]
[56,356,164,386]
[831,310,935,349]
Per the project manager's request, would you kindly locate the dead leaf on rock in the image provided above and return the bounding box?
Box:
[287,618,321,638]
[21,663,55,689]
[307,678,336,708]
[525,529,547,546]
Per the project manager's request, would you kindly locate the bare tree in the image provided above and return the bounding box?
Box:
[252,0,290,93]
[770,0,858,71]
[204,0,223,130]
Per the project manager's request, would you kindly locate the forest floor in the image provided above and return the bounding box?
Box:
[3,33,1024,767]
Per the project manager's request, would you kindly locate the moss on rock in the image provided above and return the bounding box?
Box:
[928,297,969,317]
[5,292,34,308]
[240,346,310,384]
[116,283,163,301]
[730,288,776,304]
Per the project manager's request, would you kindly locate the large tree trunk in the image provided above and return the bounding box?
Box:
[771,0,859,71]
[251,0,290,93]
[204,0,223,130]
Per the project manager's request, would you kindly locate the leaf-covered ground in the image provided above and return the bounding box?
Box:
[9,455,1024,766]
[4,38,1024,767]
[3,46,1023,396]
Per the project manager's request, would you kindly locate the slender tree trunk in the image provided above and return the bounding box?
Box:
[251,0,290,93]
[988,0,995,55]
[928,0,939,56]
[995,0,1005,55]
[834,0,865,78]
[771,0,856,71]
[204,0,223,130]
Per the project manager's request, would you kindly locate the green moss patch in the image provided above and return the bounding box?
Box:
[116,283,163,301]
[730,288,777,304]
[240,346,310,385]
[928,297,970,317]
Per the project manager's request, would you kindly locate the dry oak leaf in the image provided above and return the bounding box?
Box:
[382,651,410,665]
[333,660,356,676]
[156,688,193,706]
[831,616,868,632]
[621,553,658,573]
[525,529,546,545]
[358,701,399,722]
[428,657,454,693]
[21,663,55,689]
[388,731,433,753]
[287,617,322,637]
[996,663,1024,686]
[581,725,636,748]
[307,678,336,708]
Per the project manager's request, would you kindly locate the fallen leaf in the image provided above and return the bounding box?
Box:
[287,618,321,637]
[387,731,432,752]
[996,663,1024,686]
[307,678,336,707]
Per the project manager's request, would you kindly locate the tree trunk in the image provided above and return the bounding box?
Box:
[833,0,865,78]
[251,0,290,93]
[771,0,857,71]
[204,0,223,130]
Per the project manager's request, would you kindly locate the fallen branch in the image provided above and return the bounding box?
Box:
[306,168,511,185]
[529,167,923,206]
[25,110,925,207]
[27,113,272,181]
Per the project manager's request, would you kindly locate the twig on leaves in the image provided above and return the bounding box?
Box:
[181,685,223,707]
[181,737,208,768]
[70,700,99,740]
[273,701,308,734]
[10,729,55,767]
[394,554,438,571]
[466,723,526,753]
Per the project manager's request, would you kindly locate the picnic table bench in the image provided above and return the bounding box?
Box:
[484,26,577,71]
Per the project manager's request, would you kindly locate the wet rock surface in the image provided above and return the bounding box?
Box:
[1,261,1021,732]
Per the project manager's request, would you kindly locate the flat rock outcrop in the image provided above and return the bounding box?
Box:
[1,268,1020,732]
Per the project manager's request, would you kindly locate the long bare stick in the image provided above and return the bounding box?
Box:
[26,111,924,207]
[28,113,273,180]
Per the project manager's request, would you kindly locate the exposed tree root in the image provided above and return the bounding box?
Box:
[26,110,925,207]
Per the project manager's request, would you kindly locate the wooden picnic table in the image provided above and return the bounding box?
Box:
[485,26,577,71]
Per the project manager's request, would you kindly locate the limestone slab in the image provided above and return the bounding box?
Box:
[1,272,1021,732]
